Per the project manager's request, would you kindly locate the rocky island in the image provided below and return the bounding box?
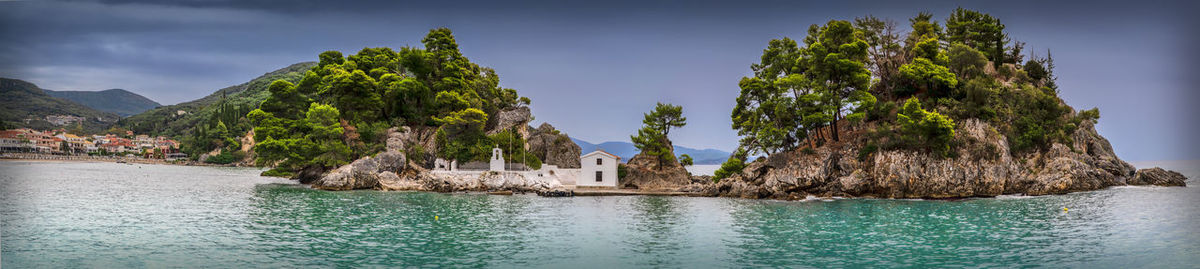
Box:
[234,11,1185,199]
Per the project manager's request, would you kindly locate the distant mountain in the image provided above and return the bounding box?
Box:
[45,88,161,117]
[119,62,317,136]
[571,138,731,165]
[0,78,120,132]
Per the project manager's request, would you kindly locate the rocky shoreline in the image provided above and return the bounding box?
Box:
[299,117,1187,200]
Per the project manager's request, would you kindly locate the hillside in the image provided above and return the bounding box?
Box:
[45,88,161,117]
[571,138,731,164]
[0,78,120,132]
[118,62,316,137]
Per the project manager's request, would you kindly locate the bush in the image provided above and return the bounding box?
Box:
[858,143,878,162]
[897,97,956,157]
[617,163,628,179]
[946,43,988,80]
[261,168,294,178]
[712,148,748,181]
[204,151,236,164]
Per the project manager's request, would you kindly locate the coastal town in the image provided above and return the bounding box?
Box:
[0,128,186,161]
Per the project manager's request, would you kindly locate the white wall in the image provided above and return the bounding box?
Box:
[577,153,618,187]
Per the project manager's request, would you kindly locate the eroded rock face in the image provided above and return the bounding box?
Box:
[527,123,582,168]
[702,119,1187,199]
[622,146,693,191]
[488,107,531,135]
[1130,168,1187,186]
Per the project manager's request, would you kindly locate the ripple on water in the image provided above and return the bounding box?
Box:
[2,161,1199,267]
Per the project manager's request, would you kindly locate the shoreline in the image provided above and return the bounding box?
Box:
[0,153,235,167]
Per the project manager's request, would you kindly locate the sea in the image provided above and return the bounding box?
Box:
[1,160,1197,268]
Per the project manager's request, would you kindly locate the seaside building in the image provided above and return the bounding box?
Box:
[578,150,620,188]
[490,147,505,171]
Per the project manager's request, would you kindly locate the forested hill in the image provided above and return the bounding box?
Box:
[118,62,316,137]
[45,88,161,117]
[0,78,120,132]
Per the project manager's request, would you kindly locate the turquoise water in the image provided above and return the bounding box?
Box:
[2,161,1197,268]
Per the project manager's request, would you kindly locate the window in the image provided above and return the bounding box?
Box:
[596,158,603,165]
[595,171,603,182]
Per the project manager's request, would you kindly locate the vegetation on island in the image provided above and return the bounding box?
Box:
[714,8,1098,180]
[630,102,687,169]
[246,28,538,176]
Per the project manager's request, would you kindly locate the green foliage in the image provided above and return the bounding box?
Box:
[712,147,749,181]
[905,12,943,48]
[1024,58,1048,84]
[858,143,878,161]
[945,7,1008,65]
[643,102,687,137]
[946,43,988,79]
[631,103,687,168]
[679,154,694,166]
[260,168,294,178]
[242,28,536,174]
[899,58,958,98]
[732,20,872,154]
[204,151,236,164]
[487,129,542,170]
[896,97,956,156]
[617,163,629,179]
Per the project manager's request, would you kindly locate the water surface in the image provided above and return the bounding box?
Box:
[2,161,1197,268]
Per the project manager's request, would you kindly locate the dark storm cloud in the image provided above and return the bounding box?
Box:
[1,0,1196,160]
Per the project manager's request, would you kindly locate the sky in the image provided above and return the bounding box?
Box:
[1,0,1196,161]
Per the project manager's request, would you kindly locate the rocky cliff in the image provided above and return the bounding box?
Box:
[527,123,582,168]
[699,119,1187,199]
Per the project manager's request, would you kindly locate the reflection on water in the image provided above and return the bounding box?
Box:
[2,161,1198,267]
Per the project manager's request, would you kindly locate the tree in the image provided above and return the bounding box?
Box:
[905,12,942,52]
[899,58,958,97]
[897,97,956,156]
[946,43,988,80]
[803,20,872,142]
[644,102,687,137]
[679,154,694,166]
[855,15,907,96]
[631,103,687,168]
[712,147,748,181]
[945,8,1008,66]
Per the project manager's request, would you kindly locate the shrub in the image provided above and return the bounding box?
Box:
[946,43,988,80]
[204,151,236,164]
[617,163,628,179]
[897,97,956,157]
[261,168,294,178]
[712,148,748,181]
[858,143,878,162]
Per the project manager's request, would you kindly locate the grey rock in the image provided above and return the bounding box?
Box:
[488,106,531,135]
[527,123,582,168]
[1130,167,1187,186]
[312,156,381,191]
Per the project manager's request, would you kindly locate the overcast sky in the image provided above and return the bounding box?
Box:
[1,0,1196,161]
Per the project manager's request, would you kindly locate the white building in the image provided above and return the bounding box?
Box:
[489,148,505,171]
[578,150,620,188]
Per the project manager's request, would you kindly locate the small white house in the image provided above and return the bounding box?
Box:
[578,149,620,188]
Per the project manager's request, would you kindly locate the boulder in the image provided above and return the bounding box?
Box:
[527,123,582,168]
[312,156,381,190]
[622,146,692,191]
[1129,167,1187,186]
